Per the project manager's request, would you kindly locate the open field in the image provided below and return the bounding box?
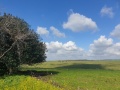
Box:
[1,60,120,90]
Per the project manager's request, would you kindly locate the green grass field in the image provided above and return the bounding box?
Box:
[0,60,120,90]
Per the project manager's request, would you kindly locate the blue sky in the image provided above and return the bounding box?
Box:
[1,0,120,60]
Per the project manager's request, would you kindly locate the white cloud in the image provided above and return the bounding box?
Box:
[36,26,49,35]
[91,36,113,47]
[106,43,120,55]
[110,24,120,39]
[100,6,114,18]
[50,26,65,37]
[46,41,85,60]
[88,35,120,59]
[45,36,120,60]
[63,12,98,32]
[63,41,77,51]
[89,36,113,57]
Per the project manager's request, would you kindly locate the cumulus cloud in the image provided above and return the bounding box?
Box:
[45,36,120,60]
[89,36,113,56]
[100,6,114,18]
[50,26,65,37]
[106,43,120,55]
[46,41,85,60]
[110,24,120,39]
[88,35,120,59]
[36,26,49,35]
[63,12,98,32]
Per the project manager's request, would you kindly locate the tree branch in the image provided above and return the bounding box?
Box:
[0,42,16,59]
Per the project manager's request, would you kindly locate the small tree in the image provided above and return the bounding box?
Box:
[0,13,47,74]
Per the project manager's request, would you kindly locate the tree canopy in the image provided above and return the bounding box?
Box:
[0,13,47,74]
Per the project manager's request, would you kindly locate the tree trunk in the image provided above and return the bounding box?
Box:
[8,67,13,75]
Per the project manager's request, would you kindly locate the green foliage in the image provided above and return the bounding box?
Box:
[0,76,62,90]
[0,13,47,74]
[21,39,46,64]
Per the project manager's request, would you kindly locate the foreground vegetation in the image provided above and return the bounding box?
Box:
[0,60,120,90]
[0,75,62,90]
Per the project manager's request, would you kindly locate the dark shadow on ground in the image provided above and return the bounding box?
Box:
[0,69,59,77]
[21,63,105,70]
[15,70,59,77]
[0,63,104,76]
[56,64,104,70]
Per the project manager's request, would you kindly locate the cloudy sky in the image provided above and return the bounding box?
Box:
[1,0,120,60]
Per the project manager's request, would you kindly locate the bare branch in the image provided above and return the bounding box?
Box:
[0,41,16,59]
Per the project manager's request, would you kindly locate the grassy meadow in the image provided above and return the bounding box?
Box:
[0,60,120,90]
